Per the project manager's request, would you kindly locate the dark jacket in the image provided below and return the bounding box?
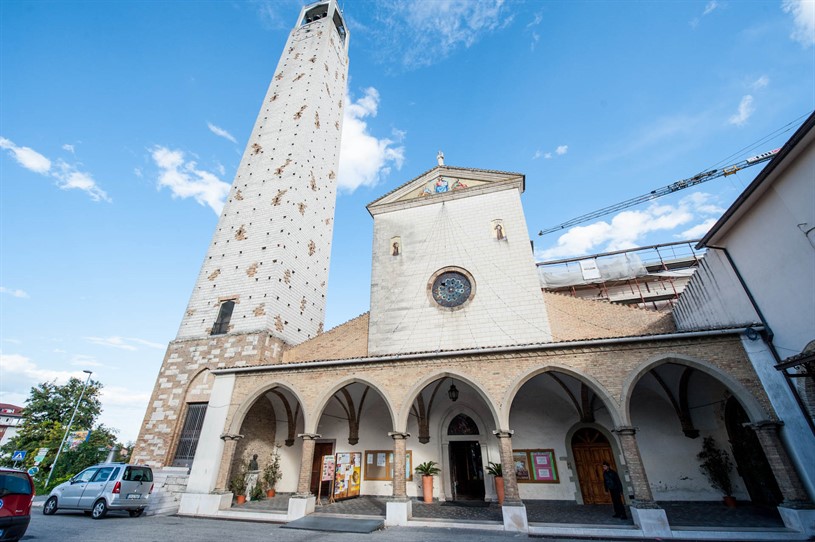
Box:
[603,468,623,493]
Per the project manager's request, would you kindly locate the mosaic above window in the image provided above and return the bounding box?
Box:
[448,413,479,435]
[421,176,468,196]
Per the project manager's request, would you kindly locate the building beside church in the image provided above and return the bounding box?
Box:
[133,1,814,537]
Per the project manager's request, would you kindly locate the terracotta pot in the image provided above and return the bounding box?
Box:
[723,495,737,508]
[266,489,276,498]
[494,476,504,504]
[235,494,246,504]
[422,475,434,503]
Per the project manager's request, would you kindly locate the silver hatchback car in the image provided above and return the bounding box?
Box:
[42,463,153,519]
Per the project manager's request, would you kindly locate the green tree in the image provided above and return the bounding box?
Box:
[0,377,125,491]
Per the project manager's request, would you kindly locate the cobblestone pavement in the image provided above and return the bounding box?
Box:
[236,494,784,528]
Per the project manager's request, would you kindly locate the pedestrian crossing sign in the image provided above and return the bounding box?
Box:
[11,450,26,461]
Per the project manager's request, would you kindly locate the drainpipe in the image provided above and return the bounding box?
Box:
[707,245,815,435]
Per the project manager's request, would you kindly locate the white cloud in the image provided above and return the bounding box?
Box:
[0,352,86,385]
[751,75,770,89]
[533,150,542,159]
[0,287,29,298]
[83,336,164,351]
[728,95,755,126]
[62,143,75,154]
[555,145,568,155]
[207,122,238,144]
[783,0,815,48]
[100,386,151,407]
[0,136,51,173]
[151,146,231,214]
[370,0,512,69]
[536,192,722,260]
[70,354,104,368]
[0,136,109,201]
[703,1,719,16]
[544,152,553,159]
[679,218,719,239]
[337,87,405,192]
[134,167,143,178]
[53,160,111,202]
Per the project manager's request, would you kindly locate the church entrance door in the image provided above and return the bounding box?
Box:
[572,428,614,505]
[448,441,485,501]
[310,441,334,496]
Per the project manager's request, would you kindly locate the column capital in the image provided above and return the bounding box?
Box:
[492,429,514,439]
[297,433,322,441]
[612,426,637,436]
[388,431,410,440]
[219,433,244,441]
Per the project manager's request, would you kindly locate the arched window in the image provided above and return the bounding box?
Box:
[447,413,479,435]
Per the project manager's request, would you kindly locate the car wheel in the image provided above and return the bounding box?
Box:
[43,496,59,515]
[91,499,108,519]
[128,508,144,517]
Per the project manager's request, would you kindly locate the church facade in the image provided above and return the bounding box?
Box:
[133,1,813,536]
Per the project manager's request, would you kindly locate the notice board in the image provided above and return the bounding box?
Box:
[333,452,362,500]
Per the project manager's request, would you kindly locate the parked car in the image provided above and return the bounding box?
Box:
[43,463,153,519]
[0,467,35,542]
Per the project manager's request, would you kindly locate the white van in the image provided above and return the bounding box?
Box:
[42,463,153,519]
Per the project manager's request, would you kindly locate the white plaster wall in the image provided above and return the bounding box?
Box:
[632,371,749,501]
[177,5,349,344]
[186,374,236,494]
[368,187,552,355]
[723,149,815,357]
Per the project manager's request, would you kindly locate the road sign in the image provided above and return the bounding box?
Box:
[11,450,26,462]
[27,467,39,476]
[33,447,49,466]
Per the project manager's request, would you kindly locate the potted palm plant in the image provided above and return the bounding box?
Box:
[263,448,282,498]
[697,436,736,507]
[415,461,440,503]
[230,468,247,504]
[486,461,504,504]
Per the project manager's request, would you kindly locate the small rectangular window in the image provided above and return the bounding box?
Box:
[211,300,235,335]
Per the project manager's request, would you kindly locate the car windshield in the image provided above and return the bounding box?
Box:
[0,472,32,497]
[122,467,153,482]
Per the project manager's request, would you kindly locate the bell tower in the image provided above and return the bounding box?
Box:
[133,1,350,467]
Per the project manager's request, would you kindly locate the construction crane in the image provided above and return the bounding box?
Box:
[538,148,780,236]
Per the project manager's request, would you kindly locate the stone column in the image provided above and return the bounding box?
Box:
[493,430,528,533]
[389,432,409,499]
[749,421,810,504]
[613,426,654,504]
[295,433,320,496]
[613,426,670,537]
[385,432,412,527]
[288,433,320,521]
[214,434,242,492]
[493,430,521,504]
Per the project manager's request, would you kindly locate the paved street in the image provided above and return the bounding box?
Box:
[21,509,794,542]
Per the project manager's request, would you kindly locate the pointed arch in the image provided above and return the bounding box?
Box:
[226,378,307,436]
[308,376,395,435]
[621,353,771,425]
[502,364,622,429]
[396,370,499,433]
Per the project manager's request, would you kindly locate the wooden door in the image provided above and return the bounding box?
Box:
[310,442,334,496]
[572,428,615,504]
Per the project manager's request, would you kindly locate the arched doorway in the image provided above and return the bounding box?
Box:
[725,397,782,506]
[447,413,485,501]
[572,428,615,505]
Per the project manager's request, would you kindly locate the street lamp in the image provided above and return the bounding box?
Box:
[44,370,93,489]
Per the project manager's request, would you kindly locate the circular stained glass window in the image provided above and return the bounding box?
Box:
[431,271,472,308]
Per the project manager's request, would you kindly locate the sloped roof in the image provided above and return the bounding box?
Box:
[282,292,675,364]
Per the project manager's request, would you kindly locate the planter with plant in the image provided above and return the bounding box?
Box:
[415,461,440,503]
[250,483,265,502]
[486,461,504,504]
[697,436,736,507]
[263,446,282,498]
[230,468,248,504]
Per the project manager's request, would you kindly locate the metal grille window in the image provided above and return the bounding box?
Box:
[172,403,208,468]
[211,300,235,335]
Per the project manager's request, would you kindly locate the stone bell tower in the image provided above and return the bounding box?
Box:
[133,1,350,467]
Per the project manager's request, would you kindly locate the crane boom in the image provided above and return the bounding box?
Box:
[538,148,780,236]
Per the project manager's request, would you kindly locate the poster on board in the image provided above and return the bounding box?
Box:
[333,452,361,500]
[530,450,559,482]
[321,455,335,482]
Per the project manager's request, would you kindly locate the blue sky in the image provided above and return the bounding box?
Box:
[1,0,813,443]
